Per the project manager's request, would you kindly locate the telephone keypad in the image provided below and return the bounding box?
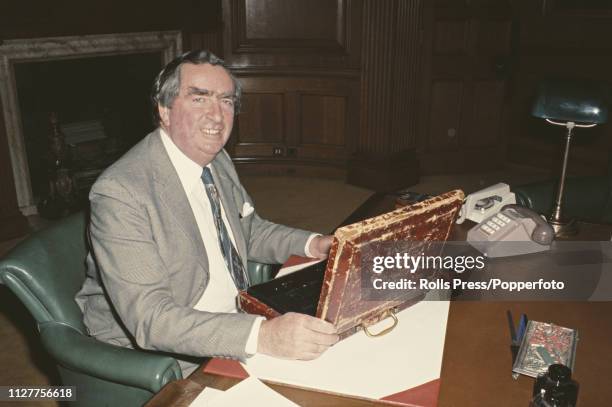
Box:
[498,213,511,223]
[493,218,505,226]
[468,205,552,258]
[481,225,495,235]
[483,215,511,235]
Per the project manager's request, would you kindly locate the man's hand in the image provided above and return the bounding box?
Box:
[308,235,334,259]
[257,313,339,360]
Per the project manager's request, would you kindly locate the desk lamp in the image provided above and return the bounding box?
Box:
[531,79,608,236]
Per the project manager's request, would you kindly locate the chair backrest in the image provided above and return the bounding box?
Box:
[0,211,88,333]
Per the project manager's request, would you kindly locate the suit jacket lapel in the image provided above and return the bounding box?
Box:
[149,131,208,265]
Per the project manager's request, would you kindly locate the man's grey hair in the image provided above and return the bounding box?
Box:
[151,50,242,126]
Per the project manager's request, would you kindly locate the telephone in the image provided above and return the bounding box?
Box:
[467,204,555,258]
[456,183,516,224]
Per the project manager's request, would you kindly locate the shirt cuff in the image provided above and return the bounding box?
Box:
[304,233,322,258]
[245,316,265,356]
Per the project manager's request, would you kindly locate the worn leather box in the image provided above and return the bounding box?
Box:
[239,189,464,339]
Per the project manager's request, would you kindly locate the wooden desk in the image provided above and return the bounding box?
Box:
[440,220,612,406]
[147,194,612,407]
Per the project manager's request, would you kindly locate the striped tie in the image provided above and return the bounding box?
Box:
[201,167,249,290]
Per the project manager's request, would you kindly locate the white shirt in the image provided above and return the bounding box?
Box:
[160,130,319,356]
[160,130,262,354]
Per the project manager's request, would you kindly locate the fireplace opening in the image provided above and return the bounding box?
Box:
[14,52,162,217]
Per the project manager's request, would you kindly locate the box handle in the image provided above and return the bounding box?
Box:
[361,309,398,337]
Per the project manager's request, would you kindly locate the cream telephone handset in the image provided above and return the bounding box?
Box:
[467,204,554,258]
[456,183,516,224]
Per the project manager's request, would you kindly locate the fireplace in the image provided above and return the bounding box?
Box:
[0,31,182,215]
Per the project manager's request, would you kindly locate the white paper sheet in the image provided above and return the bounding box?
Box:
[189,387,224,407]
[242,300,449,400]
[190,377,298,407]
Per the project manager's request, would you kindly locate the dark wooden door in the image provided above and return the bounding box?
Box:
[222,0,362,176]
[419,0,515,174]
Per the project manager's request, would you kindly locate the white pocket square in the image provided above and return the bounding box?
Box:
[241,202,255,218]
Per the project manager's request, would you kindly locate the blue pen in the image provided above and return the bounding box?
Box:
[517,314,528,341]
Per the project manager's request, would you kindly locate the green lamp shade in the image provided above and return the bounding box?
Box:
[531,79,608,124]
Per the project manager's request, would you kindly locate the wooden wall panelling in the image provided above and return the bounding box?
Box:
[543,0,612,18]
[300,94,346,147]
[223,0,361,69]
[298,88,354,162]
[418,1,514,174]
[181,0,223,55]
[348,0,423,191]
[296,79,358,161]
[232,91,286,157]
[243,0,339,42]
[238,93,285,144]
[185,31,223,56]
[390,0,423,155]
[228,76,355,166]
[0,0,204,40]
[467,80,506,148]
[427,80,463,153]
[222,0,361,177]
[284,91,300,150]
[358,0,423,154]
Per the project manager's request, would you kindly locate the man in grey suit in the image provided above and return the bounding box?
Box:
[76,50,339,376]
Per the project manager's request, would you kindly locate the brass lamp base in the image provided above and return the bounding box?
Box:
[548,218,578,238]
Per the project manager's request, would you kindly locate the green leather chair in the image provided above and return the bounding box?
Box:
[0,211,276,406]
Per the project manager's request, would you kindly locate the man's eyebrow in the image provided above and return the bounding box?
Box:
[186,87,235,99]
[219,91,237,99]
[186,86,212,96]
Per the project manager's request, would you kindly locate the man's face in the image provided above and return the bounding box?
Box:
[159,63,236,166]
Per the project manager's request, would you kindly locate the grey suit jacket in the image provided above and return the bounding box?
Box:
[75,129,311,362]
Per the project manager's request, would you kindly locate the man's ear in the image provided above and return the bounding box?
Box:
[158,105,170,128]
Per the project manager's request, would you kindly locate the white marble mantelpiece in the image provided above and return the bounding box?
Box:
[0,31,182,215]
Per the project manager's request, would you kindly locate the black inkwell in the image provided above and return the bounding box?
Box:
[531,364,579,407]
